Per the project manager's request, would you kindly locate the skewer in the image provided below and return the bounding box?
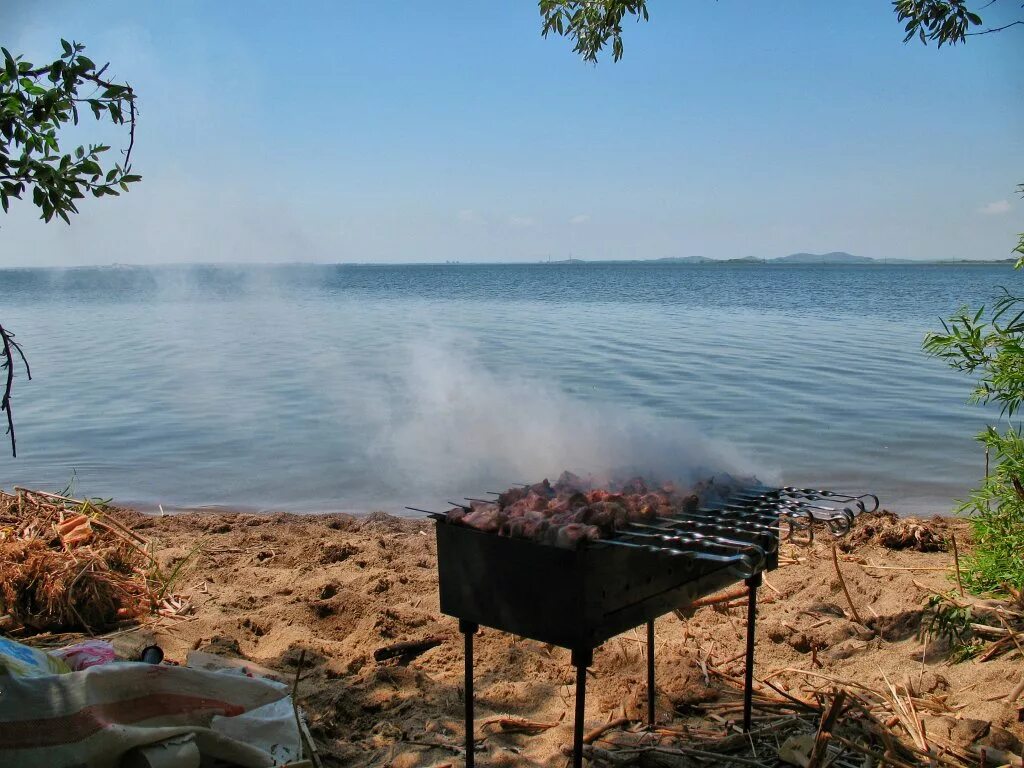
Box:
[404,506,447,520]
[626,520,777,551]
[593,538,759,578]
[738,487,878,513]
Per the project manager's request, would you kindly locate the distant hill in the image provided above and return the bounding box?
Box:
[653,256,714,264]
[772,251,873,264]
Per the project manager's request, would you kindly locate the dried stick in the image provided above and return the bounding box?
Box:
[481,716,559,735]
[674,587,750,619]
[860,564,952,572]
[831,544,863,625]
[292,648,306,762]
[584,716,631,744]
[373,635,445,662]
[951,532,965,597]
[1006,676,1024,704]
[298,713,324,768]
[807,688,847,768]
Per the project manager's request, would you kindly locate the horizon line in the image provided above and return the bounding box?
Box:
[0,257,1018,270]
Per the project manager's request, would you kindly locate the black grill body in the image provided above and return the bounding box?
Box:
[437,518,777,649]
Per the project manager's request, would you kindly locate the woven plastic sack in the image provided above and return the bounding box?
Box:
[0,661,298,768]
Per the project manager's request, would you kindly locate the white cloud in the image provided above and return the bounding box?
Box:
[569,214,591,225]
[979,200,1011,215]
[507,215,537,228]
[456,209,482,223]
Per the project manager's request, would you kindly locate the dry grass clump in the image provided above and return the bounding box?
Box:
[0,487,181,633]
[848,510,947,552]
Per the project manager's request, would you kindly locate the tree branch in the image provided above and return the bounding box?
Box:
[0,324,32,458]
[967,19,1024,34]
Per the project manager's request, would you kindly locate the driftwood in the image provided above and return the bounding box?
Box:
[373,635,445,662]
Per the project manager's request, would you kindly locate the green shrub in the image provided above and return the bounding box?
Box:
[924,187,1024,601]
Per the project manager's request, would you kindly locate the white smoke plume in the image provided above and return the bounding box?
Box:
[374,334,773,508]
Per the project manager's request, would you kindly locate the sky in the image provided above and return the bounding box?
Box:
[1,0,1022,266]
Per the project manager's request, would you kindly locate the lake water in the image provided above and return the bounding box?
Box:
[0,262,1018,516]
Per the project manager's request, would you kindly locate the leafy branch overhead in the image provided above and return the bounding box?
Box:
[0,40,141,223]
[0,40,140,457]
[538,1,1020,62]
[539,1,649,63]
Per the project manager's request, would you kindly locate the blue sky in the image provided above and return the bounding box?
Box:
[2,0,1022,265]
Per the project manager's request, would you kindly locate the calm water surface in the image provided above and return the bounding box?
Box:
[0,262,1018,515]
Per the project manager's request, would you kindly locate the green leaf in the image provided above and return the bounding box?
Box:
[2,47,16,79]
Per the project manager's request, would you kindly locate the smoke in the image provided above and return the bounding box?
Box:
[374,333,772,505]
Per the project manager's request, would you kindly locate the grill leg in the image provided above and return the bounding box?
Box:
[743,572,762,733]
[647,619,656,728]
[571,648,593,768]
[460,620,478,767]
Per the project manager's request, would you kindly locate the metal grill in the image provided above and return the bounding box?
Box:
[410,485,876,767]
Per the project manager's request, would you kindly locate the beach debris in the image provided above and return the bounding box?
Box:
[0,486,186,633]
[50,638,117,670]
[849,510,947,551]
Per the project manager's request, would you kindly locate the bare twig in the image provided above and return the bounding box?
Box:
[966,19,1024,36]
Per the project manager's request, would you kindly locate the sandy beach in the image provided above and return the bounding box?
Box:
[21,506,1010,767]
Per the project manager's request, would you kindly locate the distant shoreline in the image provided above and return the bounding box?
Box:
[0,258,1018,271]
[531,258,1018,266]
